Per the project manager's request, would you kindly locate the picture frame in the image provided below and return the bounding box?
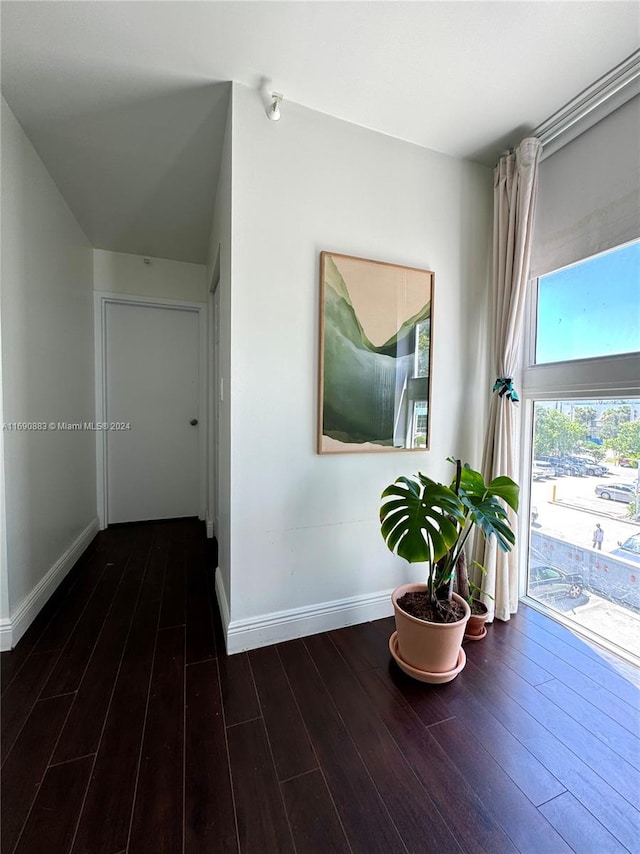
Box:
[318,251,434,454]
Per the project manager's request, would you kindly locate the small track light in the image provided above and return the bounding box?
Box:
[266,92,283,122]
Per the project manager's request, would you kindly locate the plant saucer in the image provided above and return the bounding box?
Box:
[464,625,488,641]
[388,631,467,684]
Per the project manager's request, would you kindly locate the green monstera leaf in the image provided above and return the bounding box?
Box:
[380,475,464,565]
[456,465,519,553]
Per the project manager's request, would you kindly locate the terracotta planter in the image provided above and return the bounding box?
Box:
[391,583,470,679]
[464,599,489,641]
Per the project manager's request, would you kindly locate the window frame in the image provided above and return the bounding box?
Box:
[518,243,640,603]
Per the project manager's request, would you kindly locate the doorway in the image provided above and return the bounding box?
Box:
[96,295,206,526]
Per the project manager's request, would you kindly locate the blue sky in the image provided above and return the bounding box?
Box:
[536,241,640,363]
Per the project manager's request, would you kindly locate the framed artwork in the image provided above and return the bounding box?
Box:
[318,252,434,454]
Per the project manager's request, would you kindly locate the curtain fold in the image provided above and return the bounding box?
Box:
[477,137,542,622]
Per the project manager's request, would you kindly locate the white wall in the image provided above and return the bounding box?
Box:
[1,99,97,646]
[226,84,492,649]
[93,249,207,302]
[0,317,9,629]
[206,93,233,604]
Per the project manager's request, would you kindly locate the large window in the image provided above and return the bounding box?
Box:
[522,241,640,663]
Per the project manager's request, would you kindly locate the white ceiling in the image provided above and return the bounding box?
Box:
[2,1,639,264]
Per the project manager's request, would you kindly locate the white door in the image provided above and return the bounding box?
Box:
[105,301,200,524]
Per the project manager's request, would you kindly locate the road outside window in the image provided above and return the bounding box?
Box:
[528,399,640,661]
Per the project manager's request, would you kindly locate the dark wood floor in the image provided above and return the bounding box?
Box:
[2,520,639,854]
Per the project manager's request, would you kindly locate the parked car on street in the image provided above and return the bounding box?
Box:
[564,461,587,476]
[567,456,609,476]
[532,461,557,480]
[595,482,638,503]
[529,561,584,600]
[611,532,640,564]
[586,463,609,476]
[546,457,573,475]
[535,455,588,476]
[532,460,559,480]
[619,458,638,468]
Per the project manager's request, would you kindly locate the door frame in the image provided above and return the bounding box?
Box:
[94,291,207,529]
[206,249,221,539]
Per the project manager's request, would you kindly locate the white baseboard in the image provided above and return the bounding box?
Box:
[1,517,99,651]
[222,584,395,655]
[0,617,12,652]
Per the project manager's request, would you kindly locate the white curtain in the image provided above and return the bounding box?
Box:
[477,137,542,622]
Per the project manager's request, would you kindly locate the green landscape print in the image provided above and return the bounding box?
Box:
[319,253,432,453]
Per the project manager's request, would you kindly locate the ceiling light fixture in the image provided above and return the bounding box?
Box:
[266,91,283,122]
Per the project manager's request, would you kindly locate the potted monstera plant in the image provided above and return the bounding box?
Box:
[380,458,519,683]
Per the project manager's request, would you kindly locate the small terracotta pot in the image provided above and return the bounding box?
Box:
[464,600,489,640]
[392,583,470,675]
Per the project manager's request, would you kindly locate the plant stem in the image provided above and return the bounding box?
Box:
[455,549,471,602]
